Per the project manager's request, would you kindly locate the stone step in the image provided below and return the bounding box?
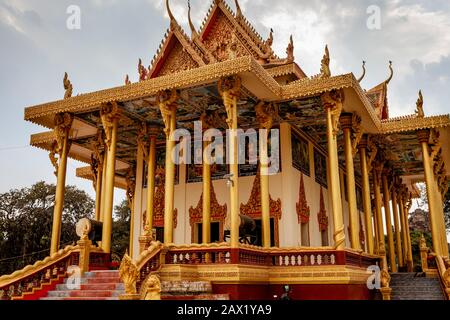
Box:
[86,277,121,284]
[56,283,124,291]
[392,295,445,300]
[85,271,120,278]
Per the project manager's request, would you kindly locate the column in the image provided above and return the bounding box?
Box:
[402,192,414,271]
[93,132,105,222]
[50,113,73,255]
[99,148,108,223]
[392,183,404,268]
[256,102,275,248]
[158,89,178,245]
[382,173,396,272]
[398,190,408,266]
[321,90,345,250]
[373,162,386,255]
[126,168,136,257]
[340,113,361,250]
[145,129,158,236]
[139,127,157,253]
[100,102,120,253]
[218,76,241,248]
[202,139,212,244]
[417,130,444,255]
[358,135,374,254]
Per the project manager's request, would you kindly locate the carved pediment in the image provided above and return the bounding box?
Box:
[143,166,177,229]
[189,184,227,225]
[240,171,282,219]
[317,187,328,231]
[296,173,310,224]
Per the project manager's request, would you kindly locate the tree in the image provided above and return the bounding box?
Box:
[111,200,130,261]
[0,182,94,275]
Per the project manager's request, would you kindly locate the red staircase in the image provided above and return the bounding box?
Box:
[40,270,124,300]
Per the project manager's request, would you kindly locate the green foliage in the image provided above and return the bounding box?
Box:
[111,199,130,261]
[0,182,95,275]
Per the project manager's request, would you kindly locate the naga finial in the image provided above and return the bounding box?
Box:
[166,0,178,30]
[138,58,148,81]
[286,35,294,62]
[386,60,393,84]
[235,0,243,20]
[125,74,131,85]
[188,0,198,39]
[63,72,73,99]
[415,90,425,118]
[266,28,274,47]
[320,45,331,78]
[357,61,366,83]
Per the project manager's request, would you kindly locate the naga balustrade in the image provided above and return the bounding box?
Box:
[165,244,380,268]
[0,244,110,300]
[435,255,450,300]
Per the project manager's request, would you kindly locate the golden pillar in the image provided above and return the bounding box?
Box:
[99,147,108,223]
[125,167,136,257]
[340,113,361,250]
[100,102,120,253]
[418,130,444,256]
[144,128,158,237]
[256,101,276,248]
[202,117,212,244]
[358,135,374,254]
[373,162,386,255]
[402,192,414,271]
[382,173,397,272]
[50,113,73,255]
[92,131,105,222]
[398,190,408,266]
[321,90,345,250]
[391,183,404,268]
[218,76,241,248]
[158,90,178,245]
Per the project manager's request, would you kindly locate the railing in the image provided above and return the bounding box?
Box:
[435,255,450,300]
[0,245,80,300]
[164,244,381,268]
[119,241,165,297]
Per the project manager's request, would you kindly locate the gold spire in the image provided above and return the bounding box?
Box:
[320,45,331,78]
[235,0,243,20]
[357,61,366,83]
[188,0,198,39]
[386,60,393,84]
[415,90,425,118]
[166,0,178,30]
[286,35,294,62]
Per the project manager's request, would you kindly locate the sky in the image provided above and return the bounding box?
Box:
[1,0,450,205]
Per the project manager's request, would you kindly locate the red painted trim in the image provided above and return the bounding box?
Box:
[213,284,376,300]
[17,276,66,301]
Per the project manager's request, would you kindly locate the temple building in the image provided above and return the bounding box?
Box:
[1,0,449,300]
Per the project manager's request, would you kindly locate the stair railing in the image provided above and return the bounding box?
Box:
[0,245,80,300]
[118,241,165,300]
[435,255,450,300]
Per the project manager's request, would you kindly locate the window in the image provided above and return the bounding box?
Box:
[321,230,329,246]
[195,222,220,244]
[301,222,310,246]
[314,149,327,188]
[291,131,310,176]
[253,218,275,247]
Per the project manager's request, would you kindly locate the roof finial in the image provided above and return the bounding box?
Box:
[320,45,331,78]
[386,60,393,84]
[415,90,424,118]
[188,0,198,39]
[63,72,73,99]
[266,28,273,47]
[166,0,178,30]
[286,35,294,62]
[235,0,243,20]
[357,61,366,83]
